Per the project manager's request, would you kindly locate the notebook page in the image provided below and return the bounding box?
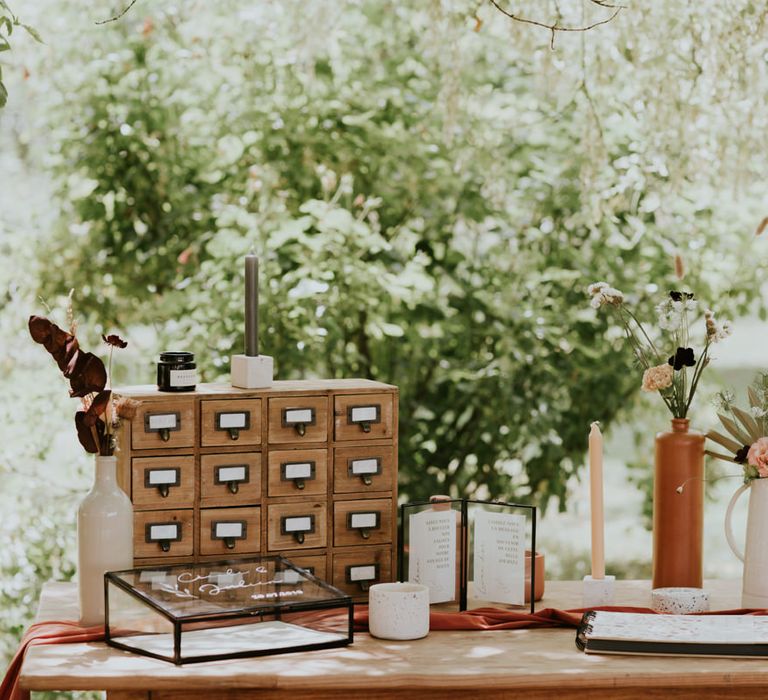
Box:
[589,612,768,645]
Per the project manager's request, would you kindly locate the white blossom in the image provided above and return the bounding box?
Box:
[588,282,624,309]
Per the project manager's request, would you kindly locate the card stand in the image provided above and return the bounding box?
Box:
[398,498,536,613]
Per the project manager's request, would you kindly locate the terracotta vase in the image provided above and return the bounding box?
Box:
[652,418,704,589]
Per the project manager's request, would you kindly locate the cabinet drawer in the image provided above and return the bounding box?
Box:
[283,555,327,582]
[333,498,392,547]
[333,393,394,442]
[267,449,328,497]
[332,547,392,596]
[199,506,260,556]
[333,445,395,494]
[267,502,327,551]
[268,396,329,444]
[200,452,261,507]
[131,455,195,509]
[201,399,262,447]
[132,400,195,450]
[134,509,194,559]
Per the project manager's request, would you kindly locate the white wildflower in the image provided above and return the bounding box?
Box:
[751,406,767,419]
[588,282,624,309]
[705,309,732,343]
[656,301,683,331]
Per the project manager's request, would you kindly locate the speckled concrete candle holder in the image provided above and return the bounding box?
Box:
[651,587,709,614]
[368,582,430,641]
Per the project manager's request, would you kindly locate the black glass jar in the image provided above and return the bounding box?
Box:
[157,351,197,392]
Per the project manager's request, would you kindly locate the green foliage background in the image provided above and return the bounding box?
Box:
[37,0,766,506]
[2,0,768,679]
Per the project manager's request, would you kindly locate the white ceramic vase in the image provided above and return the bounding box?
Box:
[725,477,768,608]
[77,455,133,626]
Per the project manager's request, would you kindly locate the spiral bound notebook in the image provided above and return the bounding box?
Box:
[576,611,768,658]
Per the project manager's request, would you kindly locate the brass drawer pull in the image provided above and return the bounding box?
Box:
[282,407,317,438]
[281,515,315,545]
[145,522,181,553]
[346,563,379,592]
[211,520,247,550]
[347,405,381,434]
[144,412,181,443]
[214,464,250,496]
[143,467,181,499]
[347,511,381,540]
[215,411,250,441]
[348,457,382,486]
[280,461,316,491]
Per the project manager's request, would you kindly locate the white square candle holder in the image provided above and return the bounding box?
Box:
[582,574,615,608]
[231,354,274,389]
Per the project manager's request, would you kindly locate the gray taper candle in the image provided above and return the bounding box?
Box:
[245,251,259,356]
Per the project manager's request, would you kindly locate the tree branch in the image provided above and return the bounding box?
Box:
[95,0,139,25]
[488,0,622,49]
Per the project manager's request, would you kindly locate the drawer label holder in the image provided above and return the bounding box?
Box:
[144,412,181,443]
[214,464,251,495]
[347,405,381,433]
[347,511,381,540]
[280,514,316,545]
[145,522,182,552]
[143,467,181,499]
[348,457,382,486]
[211,520,247,550]
[282,407,317,437]
[215,411,251,441]
[346,563,379,592]
[280,460,316,490]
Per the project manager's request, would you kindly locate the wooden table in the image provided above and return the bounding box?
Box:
[18,579,766,699]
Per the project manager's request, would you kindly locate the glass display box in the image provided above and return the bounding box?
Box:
[105,556,353,664]
[398,498,537,613]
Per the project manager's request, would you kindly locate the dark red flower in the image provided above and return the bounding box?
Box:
[102,333,128,349]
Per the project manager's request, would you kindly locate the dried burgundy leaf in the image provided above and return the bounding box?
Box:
[75,411,105,453]
[102,334,128,349]
[68,351,107,397]
[83,389,111,426]
[29,315,80,372]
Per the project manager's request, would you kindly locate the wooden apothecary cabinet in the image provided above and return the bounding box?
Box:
[114,379,398,601]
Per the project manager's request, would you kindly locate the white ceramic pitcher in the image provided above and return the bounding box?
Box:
[725,478,768,609]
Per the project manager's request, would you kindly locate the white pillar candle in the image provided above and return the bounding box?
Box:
[589,421,605,580]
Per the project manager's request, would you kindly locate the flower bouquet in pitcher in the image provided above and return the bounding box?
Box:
[708,376,768,607]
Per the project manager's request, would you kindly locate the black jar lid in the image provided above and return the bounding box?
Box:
[159,351,195,363]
